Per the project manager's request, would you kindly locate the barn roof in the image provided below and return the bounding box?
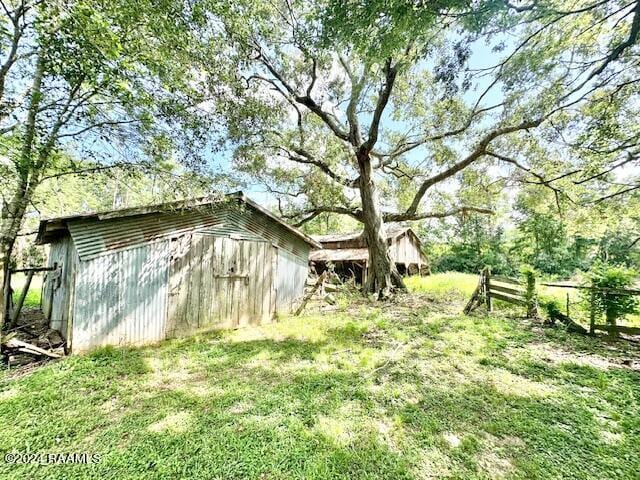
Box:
[312,226,413,244]
[309,248,369,262]
[309,226,425,264]
[36,192,322,251]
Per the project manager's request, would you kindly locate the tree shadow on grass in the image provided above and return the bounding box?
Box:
[61,367,415,479]
[2,309,640,479]
[31,359,639,480]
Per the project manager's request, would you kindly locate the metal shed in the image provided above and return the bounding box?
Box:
[36,192,321,353]
[309,227,430,283]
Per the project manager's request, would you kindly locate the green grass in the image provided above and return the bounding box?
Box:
[10,273,42,309]
[405,272,478,298]
[1,275,639,479]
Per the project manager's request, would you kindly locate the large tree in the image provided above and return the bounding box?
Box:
[0,0,212,323]
[190,0,639,297]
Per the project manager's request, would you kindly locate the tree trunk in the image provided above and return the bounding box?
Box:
[0,242,11,326]
[357,151,405,299]
[605,308,619,338]
[0,187,30,327]
[0,53,45,326]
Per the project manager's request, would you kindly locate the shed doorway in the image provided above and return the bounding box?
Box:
[166,234,276,337]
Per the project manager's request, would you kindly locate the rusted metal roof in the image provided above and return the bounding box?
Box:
[309,248,369,262]
[312,226,411,244]
[36,192,321,256]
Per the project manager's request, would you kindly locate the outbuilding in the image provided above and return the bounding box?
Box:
[36,192,321,352]
[309,227,430,283]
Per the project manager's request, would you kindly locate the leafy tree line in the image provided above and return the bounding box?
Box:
[192,0,640,297]
[422,186,640,278]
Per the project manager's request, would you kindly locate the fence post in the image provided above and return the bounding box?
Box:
[589,287,596,335]
[484,267,492,312]
[525,270,538,318]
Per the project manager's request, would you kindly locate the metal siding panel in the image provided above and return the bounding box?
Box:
[224,206,311,262]
[71,241,169,352]
[276,248,309,313]
[68,210,227,260]
[67,202,311,268]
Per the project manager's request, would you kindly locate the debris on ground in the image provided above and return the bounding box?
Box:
[296,269,359,315]
[1,308,65,370]
[545,308,588,334]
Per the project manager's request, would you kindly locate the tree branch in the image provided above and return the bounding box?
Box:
[254,48,350,141]
[384,206,494,222]
[277,146,359,188]
[363,58,397,151]
[402,118,542,217]
[339,54,365,146]
[284,205,364,227]
[486,151,575,204]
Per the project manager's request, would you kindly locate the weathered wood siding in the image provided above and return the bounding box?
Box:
[42,235,77,340]
[276,248,308,313]
[71,241,170,352]
[390,233,427,266]
[166,233,275,337]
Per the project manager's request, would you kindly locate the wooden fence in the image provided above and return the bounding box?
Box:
[464,267,537,317]
[465,267,640,338]
[540,282,640,336]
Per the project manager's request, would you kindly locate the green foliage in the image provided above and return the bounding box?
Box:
[521,265,538,310]
[543,299,562,319]
[583,262,639,325]
[430,214,516,275]
[10,273,42,309]
[597,231,640,267]
[512,213,582,277]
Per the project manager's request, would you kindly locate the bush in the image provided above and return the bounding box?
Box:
[583,262,639,333]
[543,299,562,318]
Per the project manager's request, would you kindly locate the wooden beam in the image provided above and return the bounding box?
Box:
[4,338,62,358]
[485,267,492,312]
[10,266,57,274]
[490,284,524,297]
[295,271,328,316]
[489,292,527,306]
[3,268,12,324]
[492,275,522,286]
[541,282,640,295]
[589,289,596,335]
[10,270,34,328]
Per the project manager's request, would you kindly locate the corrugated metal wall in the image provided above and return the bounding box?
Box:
[68,209,227,260]
[67,201,311,263]
[54,201,312,352]
[276,248,308,313]
[71,241,169,352]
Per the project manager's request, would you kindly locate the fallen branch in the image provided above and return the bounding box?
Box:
[4,338,63,358]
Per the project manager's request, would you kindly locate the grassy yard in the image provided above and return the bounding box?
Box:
[10,272,43,309]
[1,274,639,479]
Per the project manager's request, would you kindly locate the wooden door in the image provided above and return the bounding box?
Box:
[166,234,275,337]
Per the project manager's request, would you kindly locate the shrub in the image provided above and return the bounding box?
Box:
[583,262,639,334]
[543,299,562,318]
